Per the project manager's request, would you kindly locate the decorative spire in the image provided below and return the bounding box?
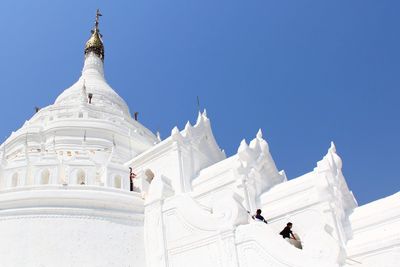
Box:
[256,129,263,139]
[84,9,104,61]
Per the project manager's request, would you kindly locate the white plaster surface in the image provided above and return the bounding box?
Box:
[0,215,144,267]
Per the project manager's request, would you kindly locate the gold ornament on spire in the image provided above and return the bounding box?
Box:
[84,9,104,61]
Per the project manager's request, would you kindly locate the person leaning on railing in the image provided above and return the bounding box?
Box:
[251,209,268,224]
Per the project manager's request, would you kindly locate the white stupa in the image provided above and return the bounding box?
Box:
[0,10,398,267]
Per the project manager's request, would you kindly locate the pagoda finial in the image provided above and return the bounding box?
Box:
[84,9,104,61]
[94,9,102,32]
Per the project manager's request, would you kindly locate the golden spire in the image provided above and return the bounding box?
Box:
[84,9,104,61]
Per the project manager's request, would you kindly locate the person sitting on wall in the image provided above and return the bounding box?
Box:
[252,209,268,224]
[280,222,302,249]
[280,222,296,240]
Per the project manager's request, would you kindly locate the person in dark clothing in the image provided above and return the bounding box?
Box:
[252,209,268,224]
[280,222,296,240]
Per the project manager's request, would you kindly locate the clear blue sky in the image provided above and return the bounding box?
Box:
[0,1,398,205]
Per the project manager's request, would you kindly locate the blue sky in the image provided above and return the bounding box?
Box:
[0,1,398,205]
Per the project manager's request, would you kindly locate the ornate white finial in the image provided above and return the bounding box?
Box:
[171,126,180,136]
[330,141,336,153]
[171,126,183,141]
[329,141,342,170]
[238,139,249,153]
[196,111,202,125]
[256,129,263,139]
[184,121,192,135]
[202,109,208,118]
[156,131,162,142]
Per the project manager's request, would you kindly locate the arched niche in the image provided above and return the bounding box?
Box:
[76,169,86,185]
[40,169,50,185]
[11,173,18,187]
[114,175,122,189]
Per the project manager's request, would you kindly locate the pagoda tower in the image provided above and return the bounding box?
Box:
[0,10,150,267]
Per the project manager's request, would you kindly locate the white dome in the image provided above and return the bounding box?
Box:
[1,51,158,178]
[55,53,131,117]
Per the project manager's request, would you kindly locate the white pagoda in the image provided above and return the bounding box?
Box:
[0,11,398,267]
